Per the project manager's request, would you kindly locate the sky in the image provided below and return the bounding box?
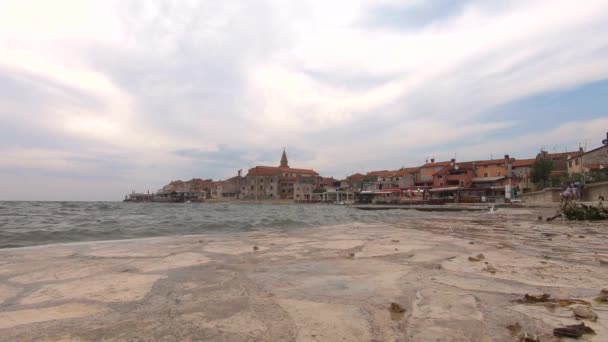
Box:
[1,0,608,201]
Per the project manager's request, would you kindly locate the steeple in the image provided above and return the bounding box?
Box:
[280,148,289,168]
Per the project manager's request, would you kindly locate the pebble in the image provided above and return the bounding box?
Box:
[572,306,598,321]
[483,264,497,274]
[601,288,608,295]
[521,331,540,342]
[253,246,259,251]
[553,323,595,338]
[389,302,406,313]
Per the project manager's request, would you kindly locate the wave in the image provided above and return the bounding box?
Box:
[0,202,449,249]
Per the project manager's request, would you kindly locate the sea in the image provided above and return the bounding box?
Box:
[0,201,461,249]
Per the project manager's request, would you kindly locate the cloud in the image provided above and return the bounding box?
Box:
[0,0,608,200]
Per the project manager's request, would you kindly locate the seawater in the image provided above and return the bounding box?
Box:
[0,201,456,249]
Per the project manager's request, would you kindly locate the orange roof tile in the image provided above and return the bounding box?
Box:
[367,170,394,177]
[420,161,452,168]
[348,173,366,181]
[512,159,536,167]
[473,158,514,166]
[246,165,319,176]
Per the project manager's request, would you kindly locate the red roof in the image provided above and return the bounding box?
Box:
[348,173,366,181]
[433,162,474,176]
[567,145,608,160]
[473,158,514,166]
[367,170,394,177]
[512,159,535,167]
[420,160,452,168]
[539,150,582,160]
[246,166,319,177]
[367,167,418,178]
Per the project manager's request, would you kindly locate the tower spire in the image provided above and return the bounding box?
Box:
[280,148,289,168]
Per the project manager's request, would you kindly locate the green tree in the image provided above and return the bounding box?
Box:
[531,158,554,189]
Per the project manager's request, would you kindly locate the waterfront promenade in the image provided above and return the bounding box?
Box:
[1,208,606,341]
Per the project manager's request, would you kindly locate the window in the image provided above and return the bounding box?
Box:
[395,177,399,181]
[242,186,245,190]
[261,179,264,183]
[270,186,273,190]
[296,187,300,191]
[484,173,488,177]
[250,186,254,190]
[575,159,579,166]
[271,179,274,183]
[435,167,442,172]
[260,186,263,190]
[569,160,572,168]
[497,172,501,177]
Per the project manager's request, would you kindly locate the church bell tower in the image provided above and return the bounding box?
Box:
[280,148,289,168]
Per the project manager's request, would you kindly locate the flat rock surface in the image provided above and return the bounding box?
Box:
[1,208,607,341]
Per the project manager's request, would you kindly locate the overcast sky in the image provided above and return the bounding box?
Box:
[1,0,608,201]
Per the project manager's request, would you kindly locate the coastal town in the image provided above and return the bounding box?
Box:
[125,133,608,205]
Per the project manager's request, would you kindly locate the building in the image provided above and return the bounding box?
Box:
[511,159,536,192]
[158,178,213,200]
[567,145,608,176]
[346,173,366,191]
[241,149,320,200]
[432,160,474,189]
[366,168,417,190]
[417,159,452,186]
[221,175,244,199]
[473,155,513,179]
[536,149,583,173]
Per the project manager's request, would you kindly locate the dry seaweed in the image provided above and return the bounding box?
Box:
[559,199,608,221]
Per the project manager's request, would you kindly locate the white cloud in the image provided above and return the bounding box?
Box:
[0,0,607,199]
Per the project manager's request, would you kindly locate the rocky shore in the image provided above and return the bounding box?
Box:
[0,208,607,341]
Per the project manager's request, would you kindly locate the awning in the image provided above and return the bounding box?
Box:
[429,187,461,192]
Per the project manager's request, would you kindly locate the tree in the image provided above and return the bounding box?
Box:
[531,158,554,189]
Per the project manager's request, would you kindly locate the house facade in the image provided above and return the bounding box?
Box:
[511,159,536,192]
[241,150,320,200]
[417,159,451,186]
[567,145,608,176]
